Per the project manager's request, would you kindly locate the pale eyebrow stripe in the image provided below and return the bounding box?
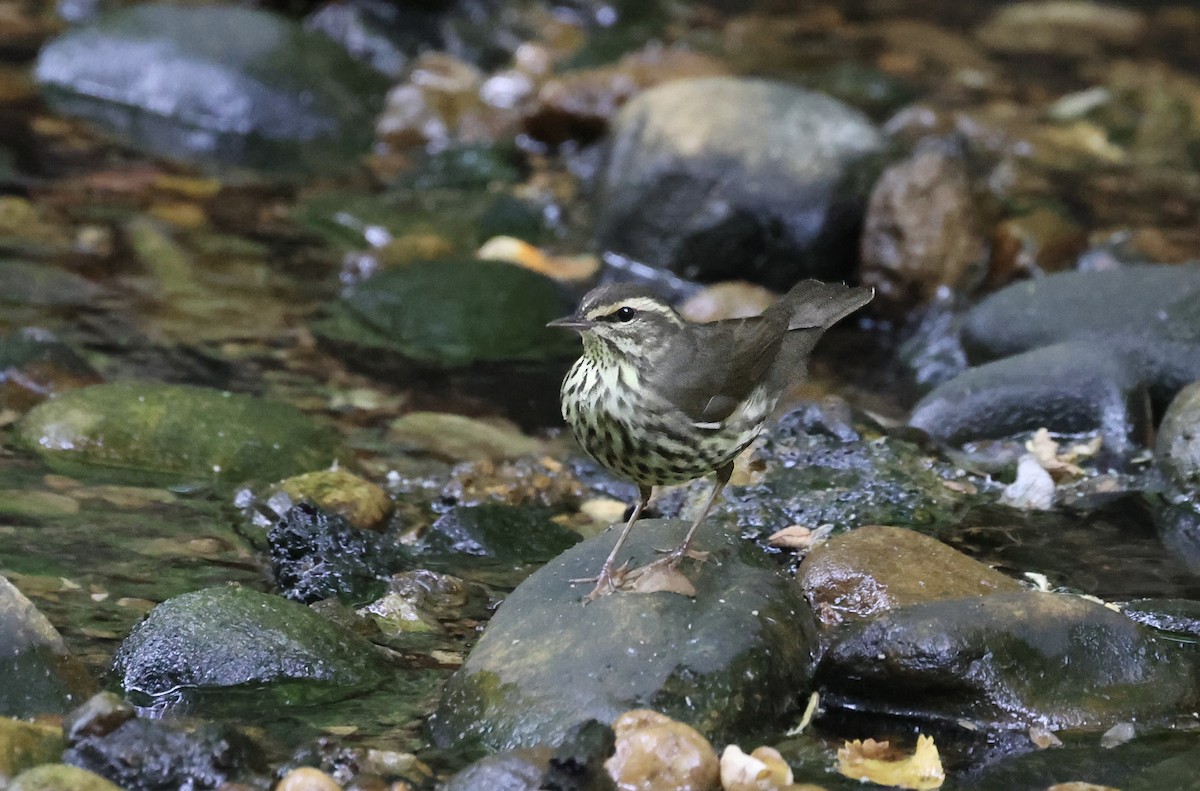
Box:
[584,297,679,321]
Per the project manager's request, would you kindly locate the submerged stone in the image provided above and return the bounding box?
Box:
[1157,381,1200,493]
[0,328,101,413]
[596,77,883,288]
[315,259,575,368]
[418,504,581,564]
[113,585,387,708]
[17,382,345,487]
[0,574,97,718]
[9,764,123,791]
[430,519,817,751]
[0,260,107,307]
[35,4,388,172]
[818,591,1200,730]
[63,717,266,791]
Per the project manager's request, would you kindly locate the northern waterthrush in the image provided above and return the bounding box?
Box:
[549,279,874,602]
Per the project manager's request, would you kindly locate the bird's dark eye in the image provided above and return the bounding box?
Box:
[614,306,636,322]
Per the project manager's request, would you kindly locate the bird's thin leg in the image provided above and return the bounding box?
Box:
[573,485,652,603]
[634,462,734,575]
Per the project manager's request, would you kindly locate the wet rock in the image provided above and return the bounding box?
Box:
[389,412,541,462]
[543,719,617,791]
[798,525,1022,627]
[596,77,883,289]
[62,693,135,743]
[962,264,1200,408]
[860,137,989,312]
[0,260,107,307]
[268,503,410,605]
[606,710,718,791]
[0,716,65,777]
[442,748,552,791]
[35,4,389,172]
[1156,381,1200,492]
[0,574,96,718]
[524,44,729,146]
[896,300,971,391]
[818,592,1200,730]
[305,0,441,78]
[63,716,266,791]
[276,766,343,791]
[314,259,575,368]
[277,468,393,531]
[430,519,817,750]
[673,406,983,541]
[9,764,123,791]
[112,585,388,707]
[17,382,346,487]
[989,207,1086,286]
[1120,598,1200,641]
[0,328,101,413]
[976,1,1146,58]
[418,504,580,564]
[909,341,1149,455]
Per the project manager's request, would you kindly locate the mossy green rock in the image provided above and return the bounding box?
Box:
[17,382,344,486]
[10,764,123,791]
[314,259,576,368]
[0,717,66,777]
[113,585,386,706]
[818,591,1200,730]
[430,519,817,750]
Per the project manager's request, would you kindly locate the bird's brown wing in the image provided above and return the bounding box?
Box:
[645,312,789,424]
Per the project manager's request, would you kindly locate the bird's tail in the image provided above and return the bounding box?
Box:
[765,280,874,391]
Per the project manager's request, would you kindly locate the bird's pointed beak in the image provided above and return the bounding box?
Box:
[547,315,593,331]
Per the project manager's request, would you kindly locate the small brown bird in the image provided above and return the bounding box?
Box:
[549,279,873,602]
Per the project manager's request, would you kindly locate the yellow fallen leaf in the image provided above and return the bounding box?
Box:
[477,235,599,280]
[767,525,816,550]
[1026,428,1102,480]
[625,565,696,597]
[720,744,794,791]
[837,734,945,790]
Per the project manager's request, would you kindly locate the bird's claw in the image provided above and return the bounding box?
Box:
[571,562,630,604]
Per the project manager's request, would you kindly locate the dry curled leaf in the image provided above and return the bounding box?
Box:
[837,734,945,790]
[1026,428,1101,480]
[625,564,697,597]
[719,744,794,791]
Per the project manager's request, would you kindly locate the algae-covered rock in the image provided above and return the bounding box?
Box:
[0,575,96,718]
[277,468,393,531]
[430,519,817,751]
[9,764,123,791]
[17,382,344,487]
[0,716,65,777]
[818,591,1200,730]
[113,585,387,707]
[314,259,575,368]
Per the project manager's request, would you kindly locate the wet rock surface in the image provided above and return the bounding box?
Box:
[909,340,1150,454]
[17,382,345,487]
[113,585,388,707]
[596,77,883,288]
[0,716,65,778]
[9,764,125,791]
[962,264,1200,407]
[430,519,817,751]
[0,574,96,718]
[818,591,1200,730]
[35,4,389,171]
[1157,381,1200,492]
[798,525,1023,627]
[418,503,581,564]
[0,328,101,414]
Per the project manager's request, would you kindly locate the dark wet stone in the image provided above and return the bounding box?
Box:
[441,747,552,791]
[429,519,817,751]
[1151,498,1200,577]
[418,504,581,564]
[63,717,267,791]
[541,720,618,791]
[860,136,988,313]
[305,0,440,78]
[0,260,107,307]
[1120,598,1200,640]
[1157,381,1200,492]
[818,591,1200,730]
[113,585,388,707]
[314,259,575,368]
[0,716,65,778]
[962,264,1200,409]
[268,503,410,605]
[667,406,984,541]
[17,382,346,488]
[9,764,123,791]
[0,328,102,412]
[596,77,883,289]
[35,4,389,172]
[0,574,97,718]
[909,340,1150,455]
[798,525,1022,627]
[895,299,970,391]
[62,693,135,743]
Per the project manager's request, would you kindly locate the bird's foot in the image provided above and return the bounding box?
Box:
[623,553,697,597]
[651,546,711,564]
[571,562,630,604]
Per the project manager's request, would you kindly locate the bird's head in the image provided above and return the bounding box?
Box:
[547,284,685,360]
